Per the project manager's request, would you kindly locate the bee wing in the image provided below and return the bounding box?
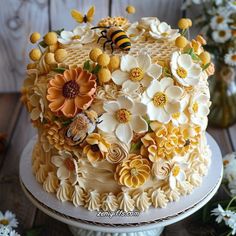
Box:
[71,9,84,23]
[86,5,95,22]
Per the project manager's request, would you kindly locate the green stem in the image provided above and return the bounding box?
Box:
[226,231,233,236]
[226,195,236,210]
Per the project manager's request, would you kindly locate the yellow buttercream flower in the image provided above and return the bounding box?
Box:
[115,154,151,188]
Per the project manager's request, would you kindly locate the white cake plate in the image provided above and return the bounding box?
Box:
[19,133,223,236]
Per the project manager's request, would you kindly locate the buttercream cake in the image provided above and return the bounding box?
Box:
[21,7,214,212]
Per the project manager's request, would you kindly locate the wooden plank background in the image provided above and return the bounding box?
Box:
[0,0,185,92]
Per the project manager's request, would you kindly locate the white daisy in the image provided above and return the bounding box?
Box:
[223,152,236,182]
[0,211,18,229]
[212,29,231,43]
[211,204,233,223]
[171,52,202,87]
[111,54,162,88]
[141,77,183,123]
[149,22,179,41]
[51,151,78,185]
[210,15,232,30]
[138,17,160,30]
[9,230,21,236]
[225,51,236,66]
[228,179,236,195]
[126,22,145,42]
[169,163,186,190]
[0,226,10,235]
[97,96,148,144]
[188,93,210,128]
[58,25,95,45]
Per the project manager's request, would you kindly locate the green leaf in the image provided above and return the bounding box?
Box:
[130,141,142,153]
[163,67,172,77]
[83,60,91,71]
[53,28,64,35]
[26,226,44,236]
[92,64,101,75]
[61,119,73,126]
[53,67,66,74]
[38,41,47,48]
[202,62,211,70]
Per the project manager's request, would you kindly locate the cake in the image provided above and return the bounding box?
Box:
[21,6,214,212]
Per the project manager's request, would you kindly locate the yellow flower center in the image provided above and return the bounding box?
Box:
[0,219,9,226]
[161,32,169,37]
[116,109,131,123]
[177,67,188,78]
[64,158,75,171]
[153,92,167,107]
[219,30,226,37]
[131,168,139,176]
[216,16,224,24]
[231,55,236,61]
[129,67,144,82]
[172,165,180,177]
[223,160,229,166]
[72,35,81,40]
[192,102,199,113]
[172,112,180,119]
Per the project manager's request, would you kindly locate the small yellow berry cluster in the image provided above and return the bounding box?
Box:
[28,31,68,69]
[89,48,120,84]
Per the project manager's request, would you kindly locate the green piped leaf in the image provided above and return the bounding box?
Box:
[53,67,66,74]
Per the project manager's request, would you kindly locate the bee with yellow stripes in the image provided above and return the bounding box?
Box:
[91,26,131,52]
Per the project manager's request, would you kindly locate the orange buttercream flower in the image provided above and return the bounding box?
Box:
[47,67,97,117]
[115,154,151,188]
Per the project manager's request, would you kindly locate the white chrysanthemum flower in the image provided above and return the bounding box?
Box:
[228,179,236,195]
[188,93,210,128]
[0,211,18,229]
[141,77,183,123]
[212,29,231,43]
[225,51,236,66]
[9,230,21,236]
[112,54,162,88]
[228,0,236,10]
[169,163,186,190]
[51,151,78,185]
[97,96,148,144]
[211,204,233,223]
[58,25,95,44]
[210,15,232,30]
[171,52,202,87]
[149,22,179,41]
[223,152,236,182]
[138,17,160,30]
[126,22,145,42]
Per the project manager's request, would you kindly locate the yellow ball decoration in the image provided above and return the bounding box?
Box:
[45,52,56,65]
[108,55,120,70]
[49,43,59,52]
[89,48,103,62]
[199,51,211,65]
[175,36,188,48]
[27,63,37,69]
[29,48,42,61]
[54,49,68,63]
[196,35,207,45]
[178,18,189,30]
[44,32,58,46]
[126,5,136,14]
[97,53,110,67]
[30,32,41,44]
[187,18,192,27]
[98,68,111,84]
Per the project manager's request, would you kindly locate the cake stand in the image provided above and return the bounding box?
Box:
[19,133,223,236]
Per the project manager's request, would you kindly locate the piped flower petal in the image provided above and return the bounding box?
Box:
[121,55,138,72]
[97,113,118,132]
[178,54,193,69]
[130,116,148,133]
[146,64,162,79]
[112,70,129,85]
[115,123,133,143]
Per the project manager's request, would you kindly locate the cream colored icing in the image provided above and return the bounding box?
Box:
[56,180,72,202]
[149,188,168,208]
[72,185,85,207]
[43,172,59,193]
[36,164,49,183]
[177,181,193,195]
[165,188,180,202]
[132,191,151,212]
[187,172,202,187]
[84,190,101,211]
[117,192,135,212]
[101,193,119,211]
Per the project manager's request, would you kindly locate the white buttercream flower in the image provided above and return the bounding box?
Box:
[210,15,232,30]
[138,17,160,30]
[58,25,95,45]
[97,96,148,144]
[225,51,236,66]
[51,151,78,185]
[212,29,231,43]
[189,93,210,127]
[126,22,145,42]
[171,52,202,87]
[150,22,179,41]
[0,211,18,229]
[223,152,236,182]
[169,163,186,190]
[141,77,183,123]
[112,54,162,89]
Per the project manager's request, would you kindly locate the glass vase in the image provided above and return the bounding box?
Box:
[208,63,236,128]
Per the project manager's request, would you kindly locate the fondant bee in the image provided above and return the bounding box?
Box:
[91,26,131,52]
[71,5,95,24]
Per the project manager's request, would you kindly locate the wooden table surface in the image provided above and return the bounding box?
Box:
[0,93,235,235]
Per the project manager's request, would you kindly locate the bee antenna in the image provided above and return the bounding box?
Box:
[91,26,110,30]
